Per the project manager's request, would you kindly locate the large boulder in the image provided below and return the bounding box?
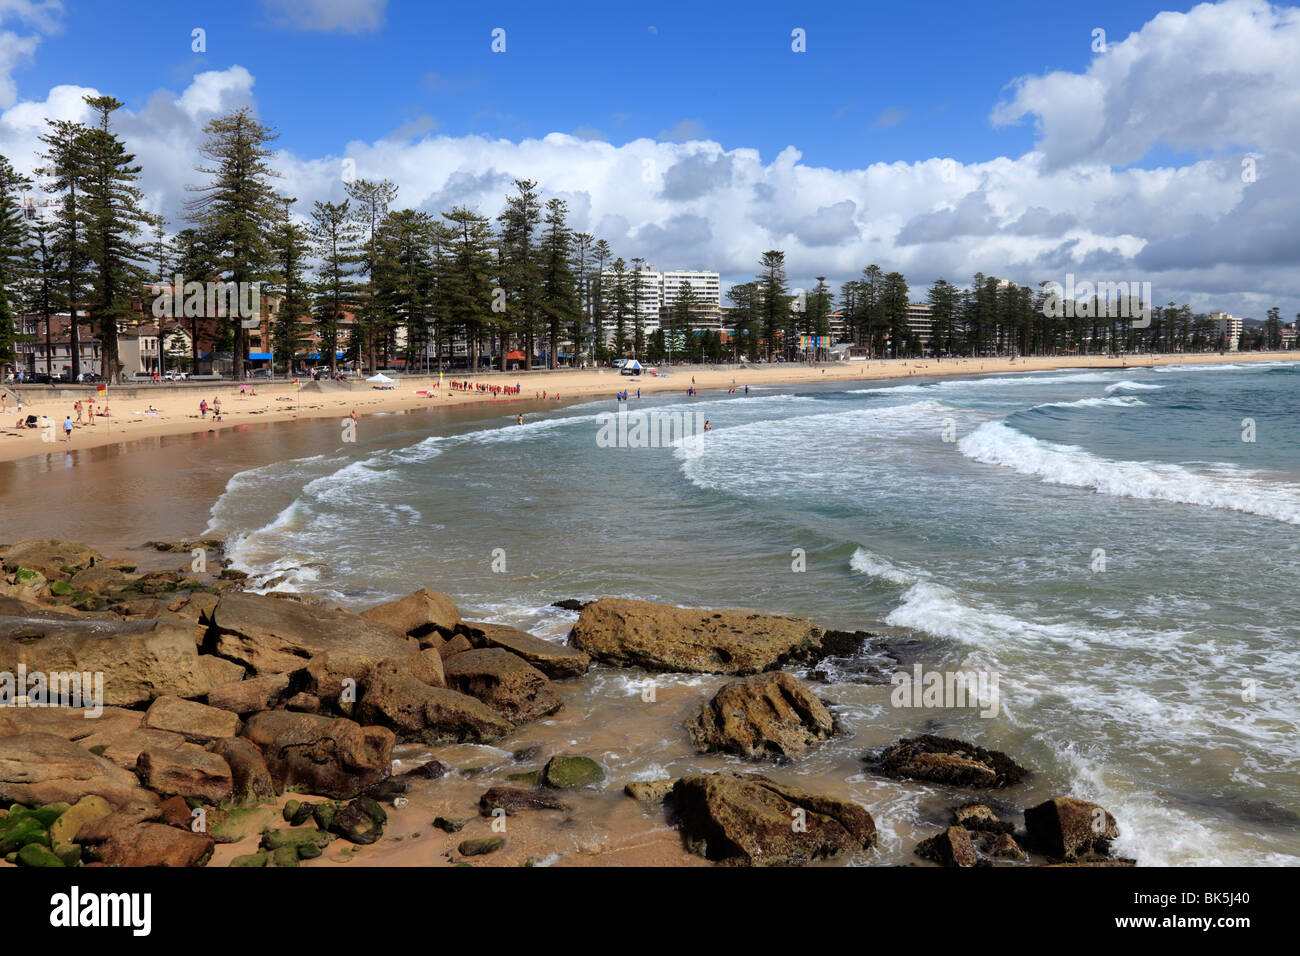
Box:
[671,772,877,866]
[360,588,460,638]
[1024,797,1119,860]
[915,825,979,867]
[869,735,1029,789]
[197,654,246,687]
[242,711,394,799]
[442,648,563,724]
[460,621,590,679]
[77,728,192,772]
[68,565,134,596]
[0,705,142,742]
[207,592,417,676]
[686,671,835,760]
[207,737,276,807]
[569,599,827,674]
[205,673,291,715]
[136,748,233,804]
[1,539,102,580]
[356,660,513,744]
[84,821,214,867]
[0,733,158,808]
[0,614,210,706]
[143,695,241,743]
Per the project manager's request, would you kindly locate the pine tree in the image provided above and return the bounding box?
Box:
[629,257,647,359]
[37,118,92,379]
[309,200,361,376]
[496,179,543,371]
[609,258,629,358]
[186,108,283,381]
[268,200,312,374]
[538,198,579,369]
[80,95,151,383]
[346,178,399,372]
[374,207,437,371]
[758,250,789,361]
[0,155,33,374]
[440,205,495,371]
[590,238,611,361]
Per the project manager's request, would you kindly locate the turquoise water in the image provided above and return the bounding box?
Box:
[208,361,1300,865]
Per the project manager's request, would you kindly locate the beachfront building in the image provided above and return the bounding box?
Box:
[14,313,102,380]
[598,264,722,344]
[906,302,933,351]
[1210,311,1243,351]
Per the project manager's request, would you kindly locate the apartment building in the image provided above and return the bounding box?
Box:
[598,264,722,341]
[1209,311,1243,350]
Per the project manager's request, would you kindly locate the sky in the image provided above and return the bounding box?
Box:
[1,0,1298,319]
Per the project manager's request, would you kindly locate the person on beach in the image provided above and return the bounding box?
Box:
[87,403,95,424]
[63,415,72,442]
[214,396,221,416]
[350,409,357,425]
[1,392,6,413]
[74,400,82,423]
[200,399,207,418]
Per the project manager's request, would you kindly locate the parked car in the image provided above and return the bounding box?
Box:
[163,370,189,381]
[248,368,273,378]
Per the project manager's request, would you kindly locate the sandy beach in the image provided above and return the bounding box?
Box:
[3,352,1295,465]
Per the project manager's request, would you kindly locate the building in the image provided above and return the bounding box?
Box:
[1210,311,1243,351]
[14,313,102,379]
[906,303,933,350]
[598,265,722,343]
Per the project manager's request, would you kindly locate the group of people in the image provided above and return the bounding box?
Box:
[447,381,524,398]
[8,393,111,440]
[199,397,222,422]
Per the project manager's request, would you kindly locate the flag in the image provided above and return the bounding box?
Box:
[96,384,106,393]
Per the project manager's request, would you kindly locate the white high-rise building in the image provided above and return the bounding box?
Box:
[1210,311,1242,351]
[598,264,721,343]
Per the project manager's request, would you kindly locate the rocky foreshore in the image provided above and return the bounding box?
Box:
[0,537,1133,868]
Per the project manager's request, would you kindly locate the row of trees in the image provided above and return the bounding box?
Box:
[1,101,1295,382]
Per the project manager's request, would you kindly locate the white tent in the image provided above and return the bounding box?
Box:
[367,373,396,384]
[620,360,643,375]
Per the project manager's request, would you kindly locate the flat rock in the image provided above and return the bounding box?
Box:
[208,591,416,676]
[569,598,827,674]
[144,695,241,743]
[869,735,1029,788]
[460,621,590,679]
[671,772,877,866]
[442,648,563,725]
[625,779,676,804]
[205,673,291,715]
[686,670,835,759]
[198,654,245,686]
[1,539,102,579]
[478,786,569,816]
[85,821,214,867]
[0,706,141,742]
[242,711,394,799]
[0,614,210,706]
[78,728,194,772]
[0,733,158,808]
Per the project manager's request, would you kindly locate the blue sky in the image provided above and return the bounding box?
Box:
[2,0,1297,319]
[15,0,1196,170]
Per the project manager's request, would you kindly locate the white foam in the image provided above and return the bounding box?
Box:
[848,547,919,586]
[957,421,1300,525]
[1104,380,1164,393]
[1031,395,1146,410]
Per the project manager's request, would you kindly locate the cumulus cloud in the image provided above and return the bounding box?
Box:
[0,0,62,108]
[1,0,1298,319]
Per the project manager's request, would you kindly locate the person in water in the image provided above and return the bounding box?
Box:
[703,419,711,432]
[517,414,524,425]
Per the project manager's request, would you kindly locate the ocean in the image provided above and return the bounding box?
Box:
[207,360,1300,865]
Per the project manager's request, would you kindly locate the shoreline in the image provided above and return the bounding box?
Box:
[2,351,1295,466]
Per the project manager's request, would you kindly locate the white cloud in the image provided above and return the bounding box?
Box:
[0,1,62,108]
[260,0,386,34]
[1,0,1297,319]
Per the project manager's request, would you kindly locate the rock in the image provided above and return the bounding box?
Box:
[230,849,269,867]
[136,748,234,804]
[2,539,102,579]
[49,580,74,596]
[478,787,569,816]
[18,843,64,867]
[360,588,460,638]
[437,634,472,660]
[261,826,331,857]
[198,655,246,687]
[686,670,835,760]
[0,733,157,808]
[982,832,1028,861]
[434,817,465,832]
[569,598,829,674]
[77,728,192,773]
[205,673,291,715]
[458,836,504,857]
[143,695,241,743]
[73,804,163,844]
[399,648,446,688]
[49,795,112,854]
[86,821,214,867]
[329,796,386,844]
[242,711,394,799]
[0,705,142,743]
[285,692,320,713]
[15,567,47,591]
[69,565,133,596]
[0,614,210,706]
[625,780,676,804]
[208,592,417,676]
[870,735,1029,788]
[0,808,51,853]
[670,772,877,866]
[915,825,979,867]
[158,795,194,828]
[459,621,590,679]
[551,599,587,612]
[1024,797,1119,860]
[356,660,514,744]
[272,845,300,866]
[442,648,564,724]
[409,760,446,780]
[952,803,1014,834]
[541,755,604,789]
[207,737,276,807]
[135,570,183,594]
